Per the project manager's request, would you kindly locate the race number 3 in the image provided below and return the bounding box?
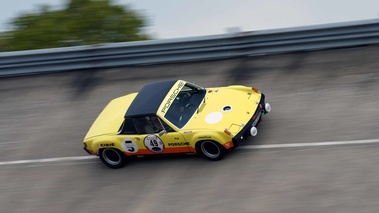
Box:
[144,135,164,153]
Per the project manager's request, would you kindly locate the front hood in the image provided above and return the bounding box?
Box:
[84,93,137,139]
[184,86,261,134]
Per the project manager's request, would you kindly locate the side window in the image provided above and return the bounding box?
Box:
[133,116,165,134]
[119,118,137,134]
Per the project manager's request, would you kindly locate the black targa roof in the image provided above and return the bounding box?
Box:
[124,80,177,118]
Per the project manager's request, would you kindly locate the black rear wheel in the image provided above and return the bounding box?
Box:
[99,148,126,169]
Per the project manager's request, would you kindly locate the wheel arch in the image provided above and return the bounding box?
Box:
[89,137,123,156]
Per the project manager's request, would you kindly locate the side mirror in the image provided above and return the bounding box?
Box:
[159,129,167,136]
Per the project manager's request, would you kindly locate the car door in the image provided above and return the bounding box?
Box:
[152,131,189,154]
[116,132,190,155]
[138,116,190,154]
[120,116,189,155]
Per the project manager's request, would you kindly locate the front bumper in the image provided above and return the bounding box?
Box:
[232,93,268,146]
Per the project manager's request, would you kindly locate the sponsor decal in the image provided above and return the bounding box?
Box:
[121,139,138,153]
[98,143,115,147]
[168,142,190,147]
[161,81,185,113]
[198,136,211,139]
[144,135,164,153]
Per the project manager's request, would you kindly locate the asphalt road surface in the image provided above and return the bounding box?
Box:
[1,45,379,213]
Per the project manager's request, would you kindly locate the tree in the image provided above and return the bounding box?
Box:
[1,0,151,51]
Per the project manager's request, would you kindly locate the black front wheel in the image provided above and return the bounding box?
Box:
[99,148,126,169]
[196,141,226,161]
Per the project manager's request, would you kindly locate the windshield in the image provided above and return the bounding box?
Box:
[164,83,206,128]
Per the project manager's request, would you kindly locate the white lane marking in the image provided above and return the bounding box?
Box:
[239,139,379,149]
[0,156,97,166]
[21,161,98,168]
[0,141,27,145]
[0,139,379,166]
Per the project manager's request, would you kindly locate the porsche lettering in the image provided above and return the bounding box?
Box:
[168,142,190,146]
[161,81,185,113]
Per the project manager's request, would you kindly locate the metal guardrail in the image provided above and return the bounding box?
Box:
[1,19,379,77]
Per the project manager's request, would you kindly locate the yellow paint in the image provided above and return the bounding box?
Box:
[83,80,262,156]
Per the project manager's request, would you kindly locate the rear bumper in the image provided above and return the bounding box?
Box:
[83,147,96,155]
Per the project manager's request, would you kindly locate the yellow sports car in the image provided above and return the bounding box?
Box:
[83,80,271,168]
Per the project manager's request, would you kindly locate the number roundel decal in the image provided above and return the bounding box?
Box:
[144,135,164,153]
[122,139,138,153]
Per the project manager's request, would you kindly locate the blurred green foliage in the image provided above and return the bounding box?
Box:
[0,0,151,52]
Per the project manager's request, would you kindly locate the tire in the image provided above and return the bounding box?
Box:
[99,148,126,169]
[196,141,226,161]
